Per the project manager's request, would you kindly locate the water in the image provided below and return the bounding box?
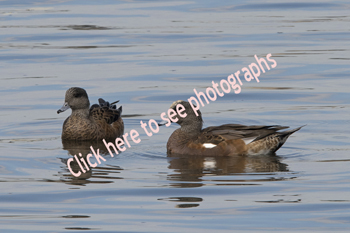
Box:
[1,0,350,232]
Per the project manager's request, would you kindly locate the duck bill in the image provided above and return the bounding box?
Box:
[57,102,70,114]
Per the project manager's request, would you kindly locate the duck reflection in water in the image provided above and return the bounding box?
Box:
[59,134,124,185]
[167,153,289,186]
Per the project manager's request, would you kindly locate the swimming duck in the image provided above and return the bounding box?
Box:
[166,100,303,156]
[57,87,124,141]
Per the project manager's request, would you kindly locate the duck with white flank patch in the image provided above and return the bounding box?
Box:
[166,100,304,156]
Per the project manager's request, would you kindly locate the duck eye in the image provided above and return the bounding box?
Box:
[74,93,82,98]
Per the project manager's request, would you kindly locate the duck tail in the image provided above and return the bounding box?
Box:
[280,125,305,137]
[275,125,305,151]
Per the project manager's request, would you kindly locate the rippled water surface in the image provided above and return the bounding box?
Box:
[1,0,350,232]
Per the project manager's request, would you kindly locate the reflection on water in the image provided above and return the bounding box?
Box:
[167,154,289,186]
[61,139,290,185]
[59,140,123,185]
[158,197,202,208]
[62,139,114,156]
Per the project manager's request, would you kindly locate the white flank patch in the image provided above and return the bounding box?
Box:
[203,143,217,148]
[243,137,256,145]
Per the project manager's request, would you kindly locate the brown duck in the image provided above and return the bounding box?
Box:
[166,100,303,156]
[57,87,124,141]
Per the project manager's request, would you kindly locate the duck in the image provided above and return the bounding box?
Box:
[166,100,303,156]
[57,87,124,141]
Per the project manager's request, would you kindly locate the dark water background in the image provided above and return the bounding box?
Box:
[1,0,349,232]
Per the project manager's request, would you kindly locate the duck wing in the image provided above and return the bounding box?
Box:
[90,98,122,124]
[201,124,289,145]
